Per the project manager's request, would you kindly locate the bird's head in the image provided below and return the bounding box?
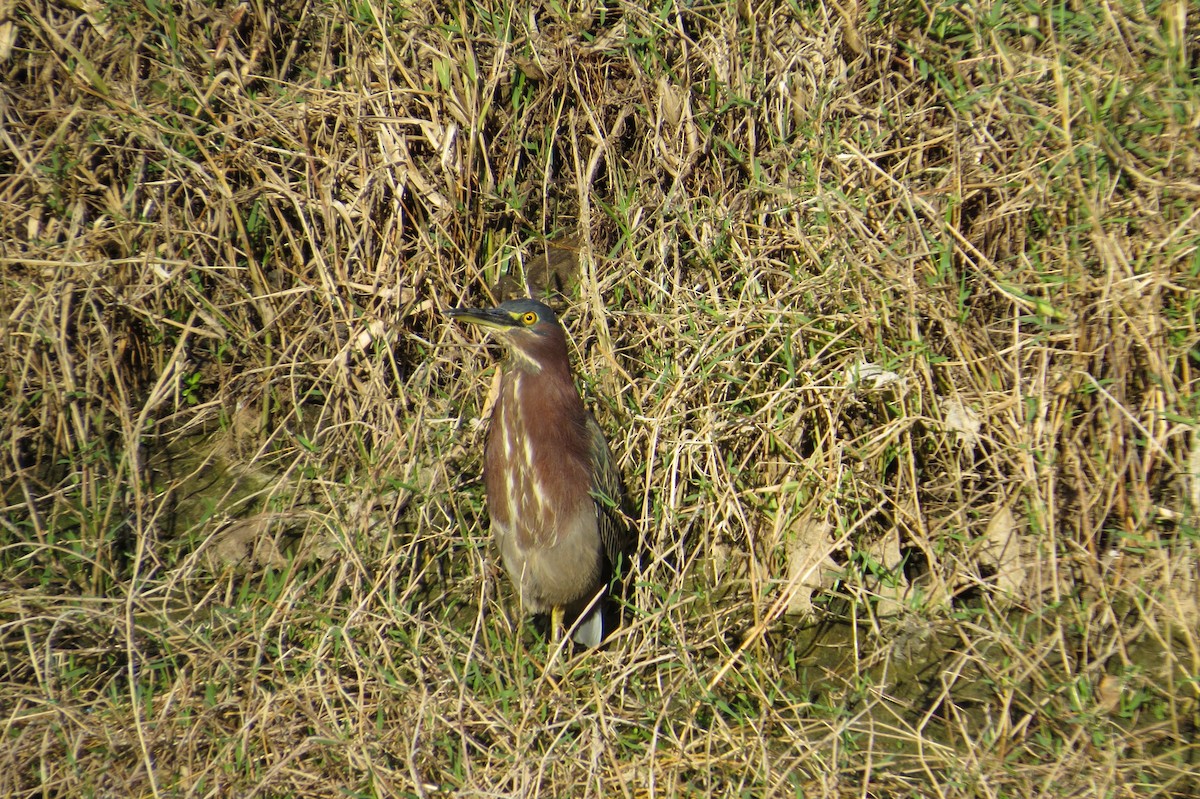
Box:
[446,298,567,372]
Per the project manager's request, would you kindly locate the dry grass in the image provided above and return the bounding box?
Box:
[2,0,1199,796]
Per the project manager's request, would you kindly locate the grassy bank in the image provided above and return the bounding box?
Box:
[2,0,1198,795]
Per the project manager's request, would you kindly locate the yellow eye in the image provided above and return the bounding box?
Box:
[521,312,538,325]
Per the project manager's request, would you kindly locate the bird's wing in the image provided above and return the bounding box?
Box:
[585,414,631,569]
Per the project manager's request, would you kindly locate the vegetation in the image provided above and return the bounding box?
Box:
[2,0,1198,795]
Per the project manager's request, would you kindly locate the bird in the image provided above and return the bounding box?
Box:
[446,298,629,647]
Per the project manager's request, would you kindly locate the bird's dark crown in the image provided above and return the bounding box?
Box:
[493,298,561,334]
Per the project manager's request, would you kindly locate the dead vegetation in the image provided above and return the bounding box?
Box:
[2,0,1199,796]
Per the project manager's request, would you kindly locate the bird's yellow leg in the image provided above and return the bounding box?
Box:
[551,606,564,644]
[539,607,567,688]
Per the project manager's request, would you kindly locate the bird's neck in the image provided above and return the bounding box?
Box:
[502,358,585,421]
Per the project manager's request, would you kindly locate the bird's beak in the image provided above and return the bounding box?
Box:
[445,306,520,331]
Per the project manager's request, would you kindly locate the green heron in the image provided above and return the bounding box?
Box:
[447,298,629,647]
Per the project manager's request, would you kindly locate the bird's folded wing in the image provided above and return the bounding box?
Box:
[586,414,631,568]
